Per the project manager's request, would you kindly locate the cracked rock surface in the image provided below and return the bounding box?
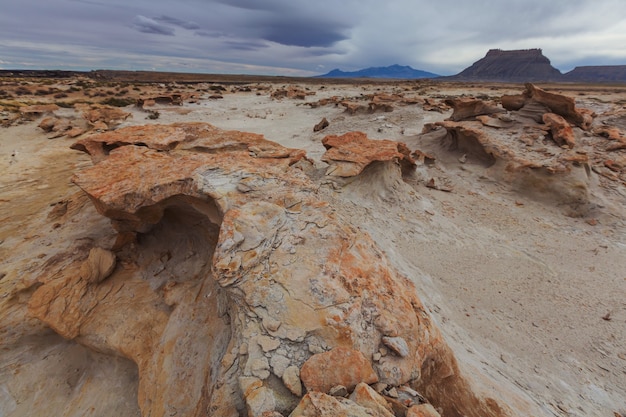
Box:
[23,123,509,417]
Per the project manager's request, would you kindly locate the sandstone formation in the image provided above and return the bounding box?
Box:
[20,122,510,417]
[502,83,594,130]
[136,93,192,108]
[423,87,593,208]
[422,84,626,209]
[309,93,420,114]
[445,98,506,121]
[321,131,416,177]
[19,104,60,119]
[271,86,315,100]
[38,116,87,139]
[542,113,575,148]
[76,103,132,131]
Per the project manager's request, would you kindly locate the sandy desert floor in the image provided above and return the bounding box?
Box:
[0,77,625,417]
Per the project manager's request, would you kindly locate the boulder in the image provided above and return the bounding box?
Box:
[349,383,395,417]
[289,392,387,417]
[300,347,378,394]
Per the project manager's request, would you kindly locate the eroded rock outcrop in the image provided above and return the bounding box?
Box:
[423,85,621,211]
[26,122,508,417]
[76,103,131,131]
[137,93,193,108]
[445,98,506,122]
[321,131,416,177]
[502,83,593,130]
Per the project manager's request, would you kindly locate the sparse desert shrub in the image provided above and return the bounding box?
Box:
[15,87,30,96]
[115,89,129,96]
[101,97,135,107]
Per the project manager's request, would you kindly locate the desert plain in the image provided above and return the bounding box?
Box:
[0,73,625,417]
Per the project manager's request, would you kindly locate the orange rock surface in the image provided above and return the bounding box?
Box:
[25,122,506,417]
[321,131,416,177]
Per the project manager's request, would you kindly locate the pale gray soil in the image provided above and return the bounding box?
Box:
[1,81,625,417]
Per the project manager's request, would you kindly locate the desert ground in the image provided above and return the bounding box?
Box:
[0,74,625,417]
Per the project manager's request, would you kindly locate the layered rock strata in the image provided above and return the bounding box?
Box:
[428,85,600,210]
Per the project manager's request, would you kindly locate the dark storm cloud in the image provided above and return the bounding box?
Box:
[207,0,353,47]
[132,15,175,35]
[153,15,201,30]
[259,21,348,48]
[222,40,269,52]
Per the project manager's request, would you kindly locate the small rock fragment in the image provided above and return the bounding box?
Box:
[387,387,399,398]
[250,357,271,380]
[382,336,410,358]
[407,403,441,417]
[270,354,290,378]
[79,247,116,284]
[263,317,282,332]
[300,347,378,393]
[329,385,348,397]
[349,382,395,417]
[282,366,302,397]
[373,382,388,393]
[314,117,329,132]
[256,335,281,352]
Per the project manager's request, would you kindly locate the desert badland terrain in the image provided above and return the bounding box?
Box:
[0,73,625,417]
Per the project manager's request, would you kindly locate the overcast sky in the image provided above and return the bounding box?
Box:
[1,0,625,76]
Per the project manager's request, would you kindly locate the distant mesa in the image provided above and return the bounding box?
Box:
[562,65,626,83]
[317,64,440,79]
[449,48,562,82]
[449,48,626,83]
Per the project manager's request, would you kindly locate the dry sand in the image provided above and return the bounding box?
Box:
[1,79,625,417]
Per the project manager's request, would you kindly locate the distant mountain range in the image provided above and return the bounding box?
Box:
[318,50,626,83]
[317,64,440,79]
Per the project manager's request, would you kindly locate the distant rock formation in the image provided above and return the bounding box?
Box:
[318,64,440,79]
[563,65,626,83]
[450,49,562,82]
[423,84,626,213]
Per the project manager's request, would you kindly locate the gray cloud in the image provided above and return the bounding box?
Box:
[132,15,175,35]
[222,40,269,52]
[153,15,201,30]
[261,22,347,48]
[1,0,625,75]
